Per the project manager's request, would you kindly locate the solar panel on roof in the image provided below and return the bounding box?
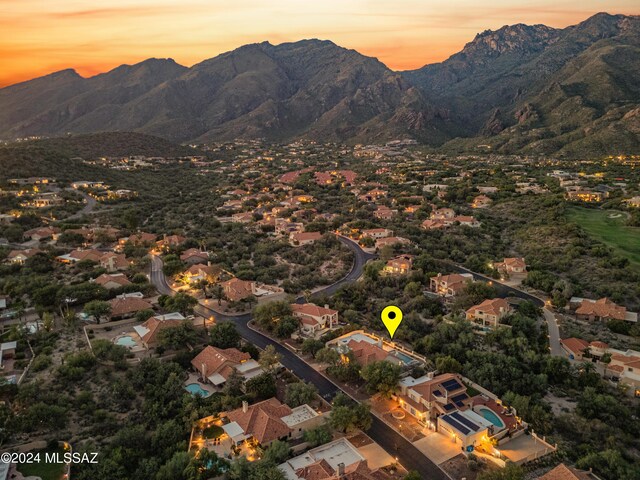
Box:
[455,401,465,408]
[442,415,470,435]
[451,393,468,403]
[450,411,480,432]
[442,379,463,391]
[433,390,442,397]
[444,403,455,411]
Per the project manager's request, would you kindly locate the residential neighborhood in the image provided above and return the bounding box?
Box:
[1,137,639,480]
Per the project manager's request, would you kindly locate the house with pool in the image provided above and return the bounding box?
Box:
[395,372,530,456]
[112,312,187,351]
[326,330,426,368]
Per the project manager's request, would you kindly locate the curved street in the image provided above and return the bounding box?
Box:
[150,236,449,480]
[64,188,97,221]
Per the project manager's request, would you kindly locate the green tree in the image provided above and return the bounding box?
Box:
[83,300,112,324]
[360,361,401,397]
[158,322,198,350]
[301,338,324,357]
[258,345,281,373]
[435,355,463,374]
[330,402,371,433]
[211,284,226,306]
[263,439,291,464]
[245,372,277,401]
[210,322,241,349]
[162,292,198,316]
[285,382,318,407]
[363,260,385,281]
[315,347,340,366]
[156,451,191,480]
[303,424,332,447]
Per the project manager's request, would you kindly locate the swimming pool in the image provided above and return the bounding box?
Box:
[185,383,211,397]
[390,350,417,365]
[116,335,137,347]
[476,406,505,428]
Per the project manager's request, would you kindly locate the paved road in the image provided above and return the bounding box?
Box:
[451,265,563,356]
[65,189,97,220]
[150,239,449,479]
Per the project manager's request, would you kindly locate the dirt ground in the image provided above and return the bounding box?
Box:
[440,454,499,480]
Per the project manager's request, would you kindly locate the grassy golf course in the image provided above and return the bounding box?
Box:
[567,207,640,268]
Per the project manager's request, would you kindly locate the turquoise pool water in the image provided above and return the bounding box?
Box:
[477,407,505,428]
[391,350,416,365]
[185,383,210,397]
[116,335,137,347]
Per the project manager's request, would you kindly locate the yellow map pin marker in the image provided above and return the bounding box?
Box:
[381,305,403,339]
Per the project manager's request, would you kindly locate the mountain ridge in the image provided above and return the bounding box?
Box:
[0,12,638,155]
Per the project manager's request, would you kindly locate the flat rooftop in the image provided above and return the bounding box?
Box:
[279,438,364,480]
[281,404,318,427]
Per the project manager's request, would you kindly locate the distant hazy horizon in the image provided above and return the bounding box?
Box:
[0,0,638,88]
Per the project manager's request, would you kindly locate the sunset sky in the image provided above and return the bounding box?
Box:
[0,0,638,87]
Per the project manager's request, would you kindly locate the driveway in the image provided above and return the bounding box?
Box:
[413,431,461,465]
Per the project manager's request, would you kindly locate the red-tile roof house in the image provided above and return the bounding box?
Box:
[109,296,153,319]
[191,345,261,386]
[290,231,323,246]
[124,232,157,245]
[183,263,222,283]
[466,298,512,328]
[291,303,339,334]
[430,273,473,297]
[7,248,42,264]
[94,273,132,289]
[537,463,598,480]
[223,398,293,446]
[494,257,527,275]
[383,255,413,276]
[560,338,590,361]
[180,248,210,264]
[373,205,397,220]
[221,278,257,302]
[346,340,389,366]
[421,219,447,230]
[99,252,130,272]
[24,226,60,241]
[471,195,492,209]
[575,298,628,322]
[57,249,104,263]
[156,234,187,249]
[375,236,411,249]
[431,208,456,220]
[361,228,393,239]
[134,313,186,347]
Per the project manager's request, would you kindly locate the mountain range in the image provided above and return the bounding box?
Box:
[0,12,638,155]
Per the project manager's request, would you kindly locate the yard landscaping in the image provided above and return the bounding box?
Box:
[567,207,640,268]
[203,424,225,439]
[17,446,66,480]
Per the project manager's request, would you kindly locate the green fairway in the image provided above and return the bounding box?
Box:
[567,207,640,268]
